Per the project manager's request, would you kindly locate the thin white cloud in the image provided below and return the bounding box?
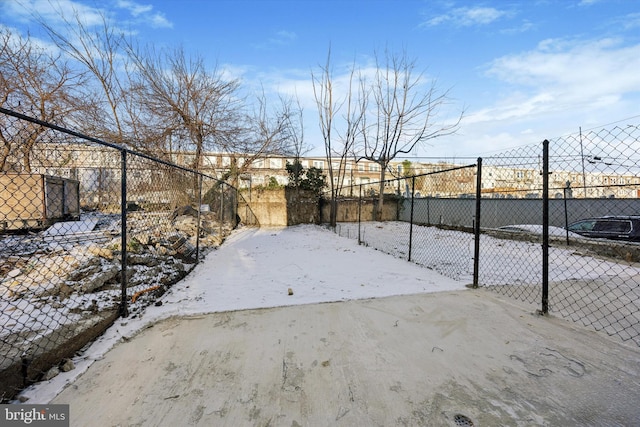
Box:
[423,6,509,27]
[0,23,61,55]
[252,29,298,50]
[115,0,152,16]
[147,12,172,28]
[436,36,640,156]
[272,30,297,44]
[615,12,640,31]
[219,63,251,84]
[3,0,172,29]
[3,0,105,26]
[500,19,535,35]
[115,0,172,28]
[578,0,600,5]
[478,37,640,122]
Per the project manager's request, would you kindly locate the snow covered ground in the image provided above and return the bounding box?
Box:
[17,223,465,403]
[337,221,640,344]
[14,222,640,404]
[336,221,640,286]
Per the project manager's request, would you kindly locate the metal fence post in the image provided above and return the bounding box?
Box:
[358,184,362,245]
[195,173,203,263]
[120,150,129,317]
[541,140,550,314]
[563,183,570,246]
[409,176,415,262]
[220,184,224,238]
[472,158,482,288]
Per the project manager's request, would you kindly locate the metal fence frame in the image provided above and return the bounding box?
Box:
[331,129,640,348]
[0,108,247,401]
[3,107,639,402]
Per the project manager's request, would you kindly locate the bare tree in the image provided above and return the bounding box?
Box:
[283,94,309,188]
[288,94,308,159]
[39,9,132,145]
[0,30,16,171]
[360,49,463,219]
[312,49,366,226]
[0,29,89,172]
[38,5,298,182]
[226,90,301,185]
[129,45,244,171]
[40,7,235,158]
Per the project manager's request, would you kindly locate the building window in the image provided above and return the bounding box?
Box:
[183,154,195,165]
[269,158,282,169]
[203,155,219,167]
[90,150,101,163]
[358,163,365,172]
[369,163,379,172]
[313,160,324,169]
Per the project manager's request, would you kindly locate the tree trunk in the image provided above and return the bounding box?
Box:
[376,165,386,220]
[330,196,337,228]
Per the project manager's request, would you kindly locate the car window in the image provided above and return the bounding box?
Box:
[569,220,596,232]
[594,220,631,233]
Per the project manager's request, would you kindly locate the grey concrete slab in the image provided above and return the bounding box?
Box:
[52,291,640,426]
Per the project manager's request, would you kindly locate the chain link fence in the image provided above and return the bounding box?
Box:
[480,128,640,346]
[545,126,640,344]
[3,104,639,402]
[479,143,548,306]
[1,108,246,401]
[332,164,479,282]
[330,124,640,348]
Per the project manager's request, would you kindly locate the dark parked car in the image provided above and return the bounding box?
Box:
[567,216,640,242]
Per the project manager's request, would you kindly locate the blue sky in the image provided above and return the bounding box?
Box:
[2,0,640,160]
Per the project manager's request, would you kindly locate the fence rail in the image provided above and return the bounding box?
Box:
[332,124,640,348]
[0,108,249,402]
[3,106,639,402]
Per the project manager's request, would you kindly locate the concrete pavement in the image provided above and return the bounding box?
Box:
[51,291,640,426]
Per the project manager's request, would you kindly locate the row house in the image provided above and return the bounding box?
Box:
[480,165,640,199]
[24,143,640,202]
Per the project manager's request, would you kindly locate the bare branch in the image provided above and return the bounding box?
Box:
[0,28,90,171]
[360,48,464,218]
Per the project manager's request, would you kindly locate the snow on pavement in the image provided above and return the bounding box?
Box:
[18,224,465,403]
